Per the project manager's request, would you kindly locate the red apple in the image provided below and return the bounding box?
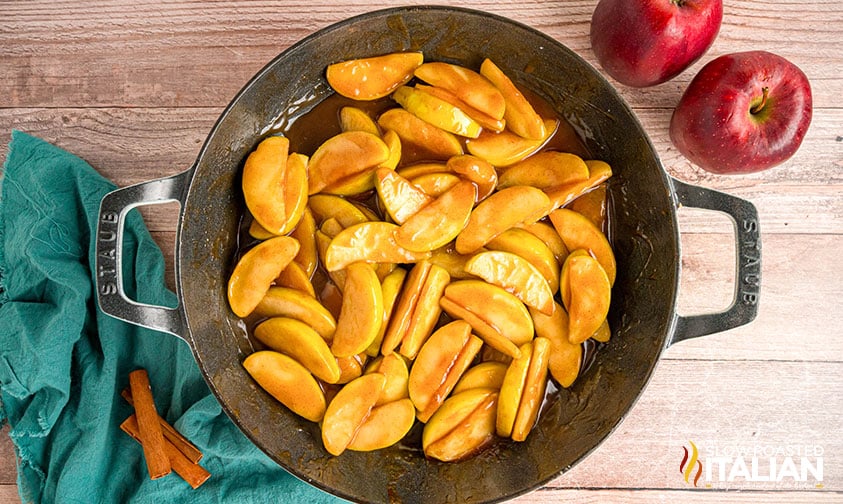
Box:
[669,51,812,174]
[590,0,723,87]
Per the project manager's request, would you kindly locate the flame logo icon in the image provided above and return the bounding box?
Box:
[680,441,703,487]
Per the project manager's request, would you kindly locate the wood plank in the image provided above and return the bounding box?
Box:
[0,1,840,108]
[0,487,20,504]
[0,426,16,486]
[2,107,840,235]
[515,489,843,503]
[671,233,843,362]
[532,360,842,491]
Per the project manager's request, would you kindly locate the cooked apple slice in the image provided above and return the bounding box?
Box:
[480,59,546,140]
[558,249,592,310]
[393,85,482,138]
[340,106,380,135]
[465,122,555,167]
[334,353,365,385]
[452,361,508,394]
[415,62,506,120]
[315,225,347,291]
[321,170,377,196]
[283,152,309,230]
[545,159,613,210]
[412,173,462,197]
[321,372,386,456]
[422,388,498,462]
[247,219,275,240]
[379,129,402,171]
[396,162,449,180]
[464,250,554,315]
[428,243,476,280]
[455,185,551,254]
[549,207,616,285]
[592,319,611,343]
[377,108,464,161]
[511,336,550,442]
[364,353,410,405]
[409,320,484,422]
[326,51,423,101]
[254,286,337,341]
[307,194,370,228]
[331,263,384,358]
[347,398,416,452]
[498,151,589,190]
[227,236,300,317]
[496,341,531,438]
[374,167,432,224]
[243,351,326,422]
[530,301,582,388]
[254,317,341,384]
[290,208,318,277]
[414,84,506,132]
[562,251,612,345]
[242,136,299,235]
[394,180,476,253]
[446,154,498,201]
[275,260,316,297]
[380,261,451,359]
[324,221,431,272]
[518,220,569,265]
[569,184,609,232]
[367,267,407,357]
[440,280,534,359]
[307,131,390,195]
[486,227,561,294]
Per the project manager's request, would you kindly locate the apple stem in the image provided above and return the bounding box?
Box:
[751,87,769,115]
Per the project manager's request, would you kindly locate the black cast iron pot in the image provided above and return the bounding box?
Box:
[95,6,761,503]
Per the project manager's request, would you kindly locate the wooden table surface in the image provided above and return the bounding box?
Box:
[1,1,841,503]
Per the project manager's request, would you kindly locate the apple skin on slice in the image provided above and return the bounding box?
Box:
[480,58,546,140]
[394,180,477,253]
[392,85,482,138]
[323,221,431,272]
[422,388,499,462]
[331,262,385,358]
[414,61,506,120]
[327,51,424,100]
[307,131,390,195]
[321,373,386,456]
[548,208,616,286]
[464,250,555,316]
[455,185,550,254]
[243,351,327,423]
[227,236,300,318]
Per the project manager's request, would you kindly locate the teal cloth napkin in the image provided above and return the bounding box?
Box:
[0,131,343,503]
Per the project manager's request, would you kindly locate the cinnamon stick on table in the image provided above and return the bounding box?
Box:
[128,369,172,479]
[121,388,203,464]
[121,415,211,489]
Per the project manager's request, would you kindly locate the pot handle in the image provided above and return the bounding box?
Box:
[669,178,761,345]
[95,170,191,340]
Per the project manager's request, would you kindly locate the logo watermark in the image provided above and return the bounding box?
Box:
[679,440,824,489]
